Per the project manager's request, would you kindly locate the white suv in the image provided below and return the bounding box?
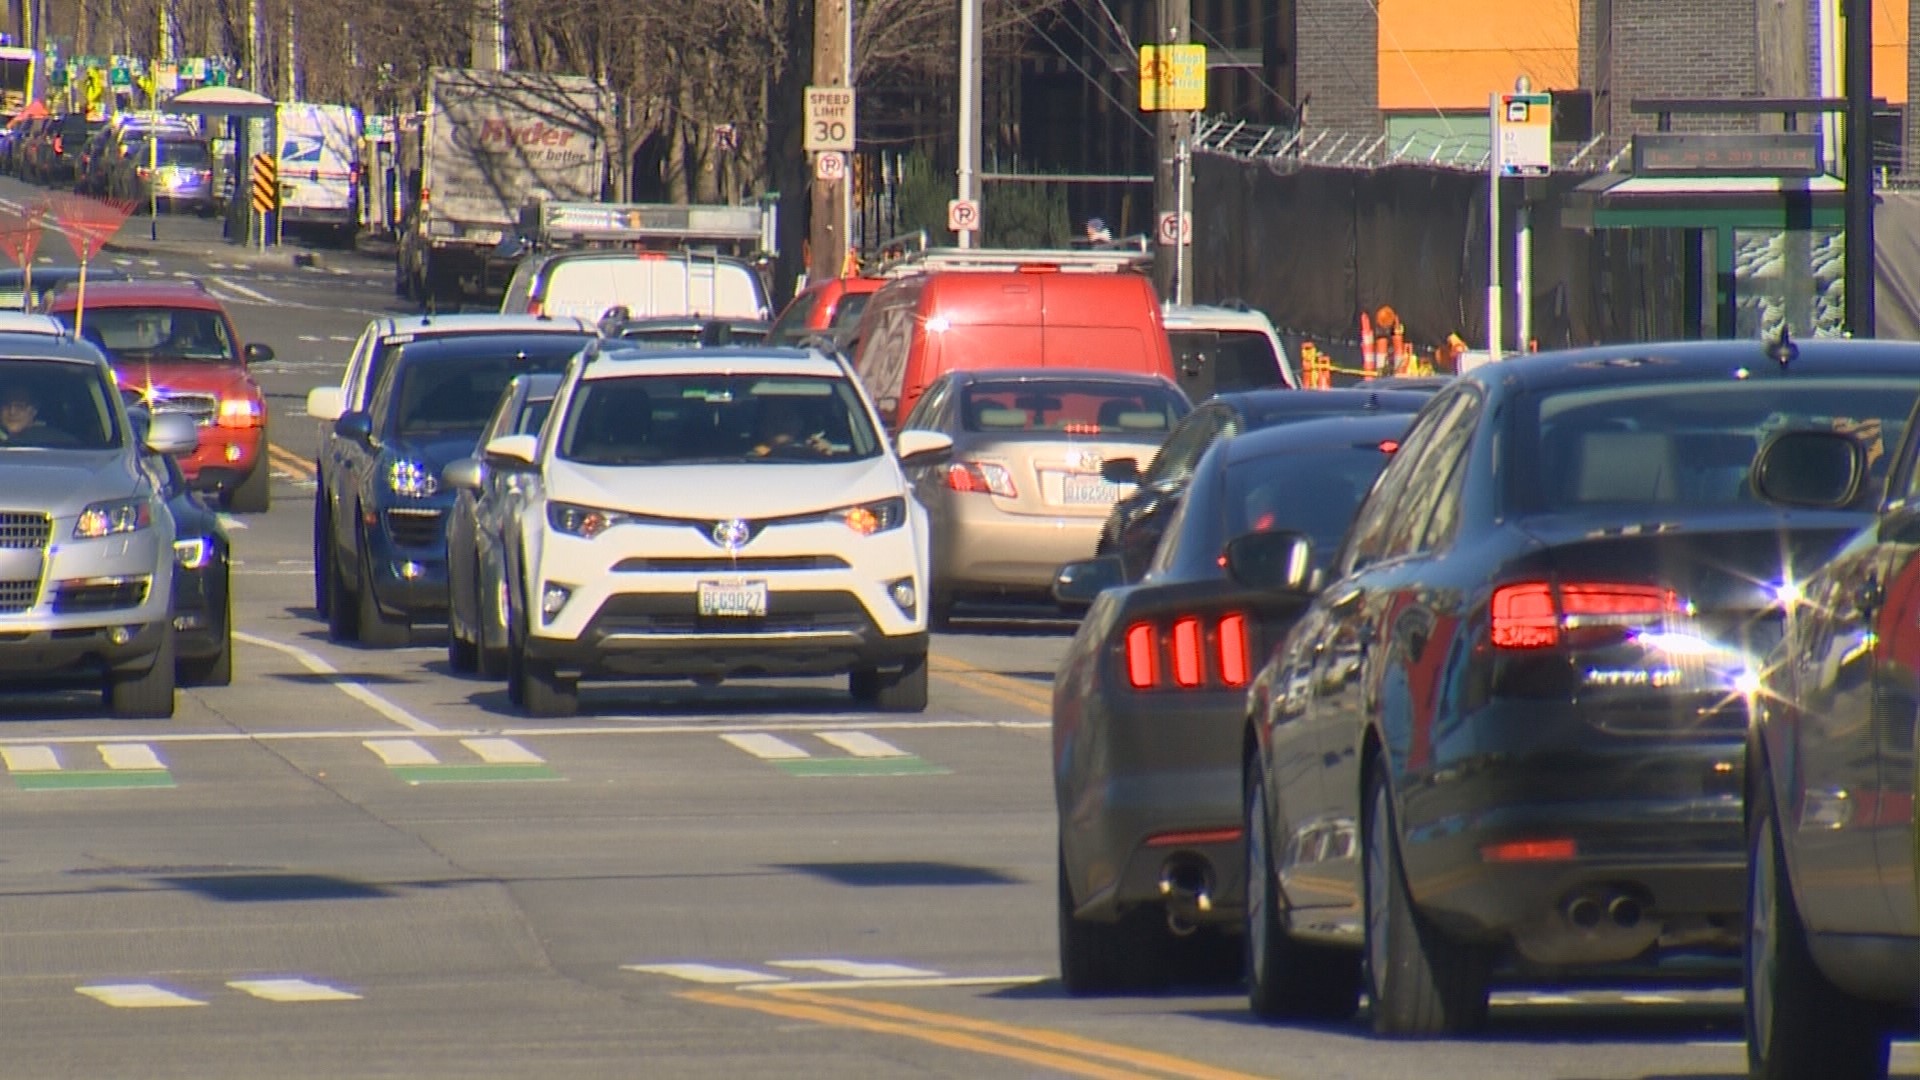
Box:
[469,343,952,716]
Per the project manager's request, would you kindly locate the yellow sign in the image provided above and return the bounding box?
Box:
[1139,44,1206,112]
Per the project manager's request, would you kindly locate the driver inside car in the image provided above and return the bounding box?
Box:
[750,398,831,457]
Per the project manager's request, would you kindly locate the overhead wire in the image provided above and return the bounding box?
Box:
[1014,6,1157,138]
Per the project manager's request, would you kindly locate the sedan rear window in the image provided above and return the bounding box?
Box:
[1515,376,1920,513]
[958,379,1188,435]
[1225,445,1394,557]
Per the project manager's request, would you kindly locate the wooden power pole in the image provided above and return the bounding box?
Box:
[808,0,850,286]
[1756,0,1812,334]
[1151,0,1193,303]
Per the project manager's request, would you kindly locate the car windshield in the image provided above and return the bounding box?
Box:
[369,332,594,409]
[559,373,882,466]
[388,341,588,438]
[1225,444,1395,558]
[1515,375,1920,513]
[830,293,871,331]
[143,139,210,166]
[56,306,234,362]
[0,358,122,450]
[958,379,1187,436]
[516,398,554,436]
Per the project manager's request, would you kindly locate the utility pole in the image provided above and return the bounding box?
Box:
[247,0,262,93]
[1844,0,1875,336]
[956,0,982,249]
[1757,0,1813,335]
[807,0,850,285]
[473,0,507,71]
[1151,0,1192,302]
[285,2,298,100]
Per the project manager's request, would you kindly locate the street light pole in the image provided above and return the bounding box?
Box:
[956,0,982,249]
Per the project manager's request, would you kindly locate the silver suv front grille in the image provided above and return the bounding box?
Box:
[0,511,51,550]
[0,579,36,613]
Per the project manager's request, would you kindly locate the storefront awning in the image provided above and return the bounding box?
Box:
[1563,172,1847,231]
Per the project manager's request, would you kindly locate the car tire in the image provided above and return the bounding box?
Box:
[447,617,479,674]
[1746,773,1892,1079]
[1246,750,1362,1021]
[228,458,270,514]
[1057,847,1166,995]
[355,534,412,648]
[179,579,234,688]
[107,627,176,720]
[870,651,929,713]
[326,536,359,642]
[312,489,330,614]
[1363,767,1490,1037]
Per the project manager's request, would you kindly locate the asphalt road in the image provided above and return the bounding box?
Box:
[0,176,1912,1079]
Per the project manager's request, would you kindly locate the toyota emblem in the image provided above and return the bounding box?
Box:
[711,519,753,551]
[1075,450,1104,473]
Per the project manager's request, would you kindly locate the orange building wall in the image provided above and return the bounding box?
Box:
[1377,0,1908,111]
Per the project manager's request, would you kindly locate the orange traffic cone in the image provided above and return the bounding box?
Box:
[1359,312,1376,379]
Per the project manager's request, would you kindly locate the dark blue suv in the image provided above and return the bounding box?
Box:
[320,332,593,647]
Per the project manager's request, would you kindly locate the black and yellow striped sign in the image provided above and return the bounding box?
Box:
[249,153,277,213]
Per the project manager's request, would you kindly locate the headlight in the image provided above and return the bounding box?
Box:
[387,459,439,497]
[548,502,623,539]
[840,497,906,536]
[218,397,264,428]
[74,497,152,538]
[173,537,213,569]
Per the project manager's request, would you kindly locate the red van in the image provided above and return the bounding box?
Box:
[850,266,1172,428]
[767,275,886,346]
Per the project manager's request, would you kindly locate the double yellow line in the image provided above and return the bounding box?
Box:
[684,988,1271,1080]
[267,442,315,481]
[930,652,1052,716]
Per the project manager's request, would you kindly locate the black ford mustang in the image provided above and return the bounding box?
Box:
[1239,340,1920,1035]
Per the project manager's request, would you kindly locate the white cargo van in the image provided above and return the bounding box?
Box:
[496,201,774,321]
[276,102,363,240]
[1160,303,1299,396]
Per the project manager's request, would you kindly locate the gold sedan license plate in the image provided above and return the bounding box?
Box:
[698,578,769,617]
[1061,472,1119,505]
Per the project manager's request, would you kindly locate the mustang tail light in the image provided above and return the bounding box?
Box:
[1490,581,1683,650]
[946,460,1017,498]
[1123,612,1251,691]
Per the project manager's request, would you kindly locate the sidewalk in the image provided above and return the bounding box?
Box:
[102,222,395,275]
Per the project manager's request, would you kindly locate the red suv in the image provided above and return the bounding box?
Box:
[45,281,276,511]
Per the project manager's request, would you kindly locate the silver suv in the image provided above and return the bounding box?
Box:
[0,319,198,718]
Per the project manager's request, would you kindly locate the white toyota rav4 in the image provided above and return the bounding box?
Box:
[476,343,951,716]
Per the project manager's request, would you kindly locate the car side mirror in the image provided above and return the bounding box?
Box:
[1224,529,1316,594]
[306,385,344,422]
[1101,457,1140,485]
[243,342,274,364]
[442,457,484,491]
[896,429,953,468]
[1752,430,1864,510]
[484,433,538,466]
[143,411,199,456]
[333,411,374,444]
[1052,555,1125,606]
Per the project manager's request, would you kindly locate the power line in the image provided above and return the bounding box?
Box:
[1016,6,1156,138]
[1189,19,1294,111]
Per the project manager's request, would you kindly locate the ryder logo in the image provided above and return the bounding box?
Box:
[477,119,580,149]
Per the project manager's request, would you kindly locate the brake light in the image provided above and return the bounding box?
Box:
[635,251,667,261]
[1125,622,1157,689]
[1063,422,1098,435]
[136,166,151,180]
[1217,613,1249,687]
[526,299,543,317]
[1490,581,1684,650]
[1171,616,1204,687]
[1480,838,1578,863]
[946,461,1017,498]
[1017,263,1059,274]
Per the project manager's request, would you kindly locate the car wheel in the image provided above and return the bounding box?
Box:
[870,651,928,713]
[312,491,330,614]
[1246,749,1362,1021]
[326,536,359,642]
[355,533,412,648]
[1363,766,1490,1037]
[447,602,479,675]
[179,578,234,687]
[1746,774,1891,1079]
[106,626,176,719]
[227,457,270,513]
[1057,847,1167,995]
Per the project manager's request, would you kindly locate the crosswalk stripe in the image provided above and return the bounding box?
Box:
[622,963,787,985]
[364,739,440,767]
[227,978,361,1002]
[77,983,206,1008]
[813,731,909,758]
[766,959,940,979]
[99,744,165,771]
[2,745,60,772]
[461,738,544,765]
[721,733,811,760]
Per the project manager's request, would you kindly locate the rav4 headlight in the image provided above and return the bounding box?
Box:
[75,497,152,538]
[839,497,906,536]
[388,459,439,497]
[548,502,624,539]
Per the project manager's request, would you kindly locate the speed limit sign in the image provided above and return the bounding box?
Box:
[814,151,846,182]
[948,198,979,233]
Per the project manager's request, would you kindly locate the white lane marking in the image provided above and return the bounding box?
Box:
[741,975,1049,992]
[1621,994,1684,1005]
[110,257,131,267]
[215,513,248,531]
[210,276,275,303]
[364,739,439,767]
[0,718,1044,748]
[170,270,193,278]
[234,632,442,734]
[298,334,323,342]
[721,733,811,760]
[814,731,909,758]
[622,963,787,985]
[140,258,160,267]
[461,738,544,765]
[766,960,940,979]
[207,262,229,269]
[1,745,60,772]
[77,983,206,1008]
[227,978,361,1002]
[99,744,165,771]
[329,335,355,342]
